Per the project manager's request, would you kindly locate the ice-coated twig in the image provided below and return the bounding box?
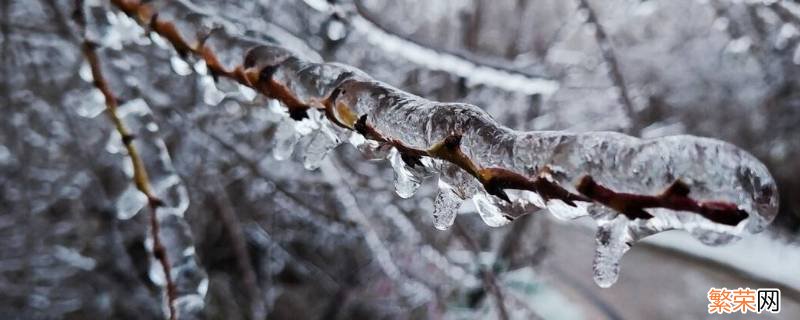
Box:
[353,114,590,213]
[107,0,779,287]
[74,4,177,319]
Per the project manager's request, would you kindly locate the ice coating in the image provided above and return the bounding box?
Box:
[244,38,777,289]
[111,0,779,288]
[272,119,299,160]
[105,96,208,316]
[432,181,462,231]
[328,80,777,286]
[332,80,778,230]
[389,148,422,198]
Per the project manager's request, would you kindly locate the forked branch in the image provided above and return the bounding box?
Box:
[74,3,177,320]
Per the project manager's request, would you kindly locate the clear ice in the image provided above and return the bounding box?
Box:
[121,0,779,288]
[432,181,462,231]
[230,40,778,287]
[108,98,208,316]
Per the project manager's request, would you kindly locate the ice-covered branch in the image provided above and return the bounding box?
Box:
[108,0,779,287]
[77,3,208,319]
[75,10,178,320]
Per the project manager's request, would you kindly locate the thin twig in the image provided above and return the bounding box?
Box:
[74,2,176,319]
[207,181,266,320]
[576,0,639,135]
[454,222,510,320]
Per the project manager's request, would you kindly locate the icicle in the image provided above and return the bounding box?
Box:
[472,193,511,227]
[302,124,341,170]
[200,75,225,106]
[432,180,461,231]
[272,120,298,160]
[389,148,422,198]
[192,60,208,76]
[592,214,632,288]
[238,84,257,101]
[437,162,480,200]
[170,56,193,76]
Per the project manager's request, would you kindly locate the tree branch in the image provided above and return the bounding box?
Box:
[576,0,639,135]
[74,3,176,319]
[454,222,510,320]
[207,181,266,320]
[108,0,773,232]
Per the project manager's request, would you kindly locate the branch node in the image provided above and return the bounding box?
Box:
[121,133,136,145]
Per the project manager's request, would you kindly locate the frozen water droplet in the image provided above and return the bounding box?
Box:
[273,120,298,160]
[150,33,170,49]
[193,60,208,76]
[266,99,286,115]
[79,61,93,82]
[303,126,340,170]
[175,295,205,319]
[76,90,106,118]
[592,215,631,288]
[105,130,124,154]
[201,76,225,105]
[472,193,511,227]
[170,56,193,76]
[349,133,391,160]
[432,181,462,230]
[116,185,147,220]
[238,84,257,101]
[197,278,209,297]
[294,117,320,136]
[117,98,151,118]
[348,131,366,146]
[215,78,240,94]
[389,148,422,198]
[147,255,167,287]
[326,20,347,41]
